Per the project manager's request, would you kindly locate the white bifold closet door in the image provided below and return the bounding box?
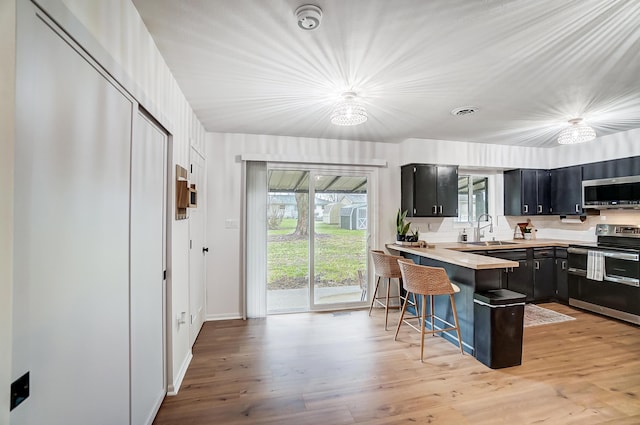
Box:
[130,111,167,425]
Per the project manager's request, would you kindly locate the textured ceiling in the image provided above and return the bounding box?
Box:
[132,0,640,147]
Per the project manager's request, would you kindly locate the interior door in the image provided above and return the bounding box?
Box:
[189,148,206,345]
[130,111,168,425]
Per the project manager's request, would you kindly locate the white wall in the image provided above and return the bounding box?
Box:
[205,133,399,319]
[549,128,640,168]
[1,1,16,423]
[17,0,206,393]
[205,131,639,318]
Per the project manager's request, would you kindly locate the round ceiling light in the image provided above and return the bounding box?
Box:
[557,118,596,145]
[295,5,322,30]
[451,106,479,116]
[331,92,368,126]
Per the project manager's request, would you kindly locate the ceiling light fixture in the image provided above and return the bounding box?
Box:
[331,92,368,126]
[557,118,596,145]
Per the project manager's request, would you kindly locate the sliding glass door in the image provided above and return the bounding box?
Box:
[266,167,371,313]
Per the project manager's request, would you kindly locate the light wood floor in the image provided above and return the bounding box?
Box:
[153,303,640,425]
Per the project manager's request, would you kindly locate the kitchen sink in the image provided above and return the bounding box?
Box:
[466,241,518,246]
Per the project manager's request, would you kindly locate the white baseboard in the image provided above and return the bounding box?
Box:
[167,350,193,396]
[144,390,166,425]
[206,313,243,321]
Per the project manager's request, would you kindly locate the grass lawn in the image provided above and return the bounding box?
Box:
[267,218,367,289]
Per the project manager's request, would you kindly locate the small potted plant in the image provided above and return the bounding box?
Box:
[406,229,419,243]
[396,209,411,241]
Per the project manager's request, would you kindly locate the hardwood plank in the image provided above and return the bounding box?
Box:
[153,304,640,425]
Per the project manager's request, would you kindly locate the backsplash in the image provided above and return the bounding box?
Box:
[408,210,640,244]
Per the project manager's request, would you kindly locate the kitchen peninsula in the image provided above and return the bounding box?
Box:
[386,239,581,356]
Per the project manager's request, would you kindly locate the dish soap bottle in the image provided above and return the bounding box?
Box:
[460,228,468,242]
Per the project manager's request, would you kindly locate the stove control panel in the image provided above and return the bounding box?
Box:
[596,224,640,238]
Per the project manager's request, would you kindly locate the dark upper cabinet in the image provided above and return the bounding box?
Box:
[504,169,551,215]
[401,164,458,217]
[550,165,583,215]
[582,156,640,180]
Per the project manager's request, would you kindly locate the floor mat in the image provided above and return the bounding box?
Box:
[524,304,576,327]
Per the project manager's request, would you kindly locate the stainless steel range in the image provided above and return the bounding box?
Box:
[567,224,640,325]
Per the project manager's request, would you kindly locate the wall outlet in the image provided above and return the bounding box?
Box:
[10,372,29,411]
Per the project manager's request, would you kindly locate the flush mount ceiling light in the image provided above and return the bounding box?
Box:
[557,118,597,145]
[331,92,368,126]
[295,4,322,30]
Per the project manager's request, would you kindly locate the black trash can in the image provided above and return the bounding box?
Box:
[473,289,526,369]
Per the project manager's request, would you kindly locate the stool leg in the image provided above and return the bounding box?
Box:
[384,277,391,330]
[450,294,464,355]
[368,276,381,316]
[420,294,427,362]
[394,291,410,341]
[430,294,435,336]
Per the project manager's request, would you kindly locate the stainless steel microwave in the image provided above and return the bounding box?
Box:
[582,175,640,209]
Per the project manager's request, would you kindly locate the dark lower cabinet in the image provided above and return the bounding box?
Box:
[483,249,534,301]
[481,247,561,302]
[533,257,555,300]
[554,248,568,302]
[506,259,533,301]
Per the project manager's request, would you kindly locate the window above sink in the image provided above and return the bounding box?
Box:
[457,175,488,223]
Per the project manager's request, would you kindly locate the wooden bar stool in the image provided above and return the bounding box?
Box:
[368,250,403,330]
[395,258,464,362]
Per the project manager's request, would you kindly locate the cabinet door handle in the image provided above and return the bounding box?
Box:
[438,205,443,214]
[523,204,529,213]
[413,208,416,215]
[537,205,543,214]
[432,205,437,214]
[575,203,580,213]
[562,260,567,270]
[534,260,540,270]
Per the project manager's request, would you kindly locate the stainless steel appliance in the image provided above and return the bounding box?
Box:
[568,224,639,325]
[582,175,640,209]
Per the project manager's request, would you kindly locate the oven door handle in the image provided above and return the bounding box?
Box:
[604,274,640,287]
[568,247,589,255]
[568,267,586,276]
[604,252,640,261]
[567,247,639,261]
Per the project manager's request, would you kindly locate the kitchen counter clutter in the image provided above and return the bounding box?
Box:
[385,238,590,363]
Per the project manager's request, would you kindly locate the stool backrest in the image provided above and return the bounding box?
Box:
[370,250,402,279]
[397,259,455,295]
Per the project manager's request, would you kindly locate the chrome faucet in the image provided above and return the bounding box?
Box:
[474,213,493,242]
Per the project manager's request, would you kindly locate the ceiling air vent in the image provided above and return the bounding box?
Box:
[451,106,479,117]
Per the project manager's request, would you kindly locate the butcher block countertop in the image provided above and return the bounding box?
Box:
[386,239,590,270]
